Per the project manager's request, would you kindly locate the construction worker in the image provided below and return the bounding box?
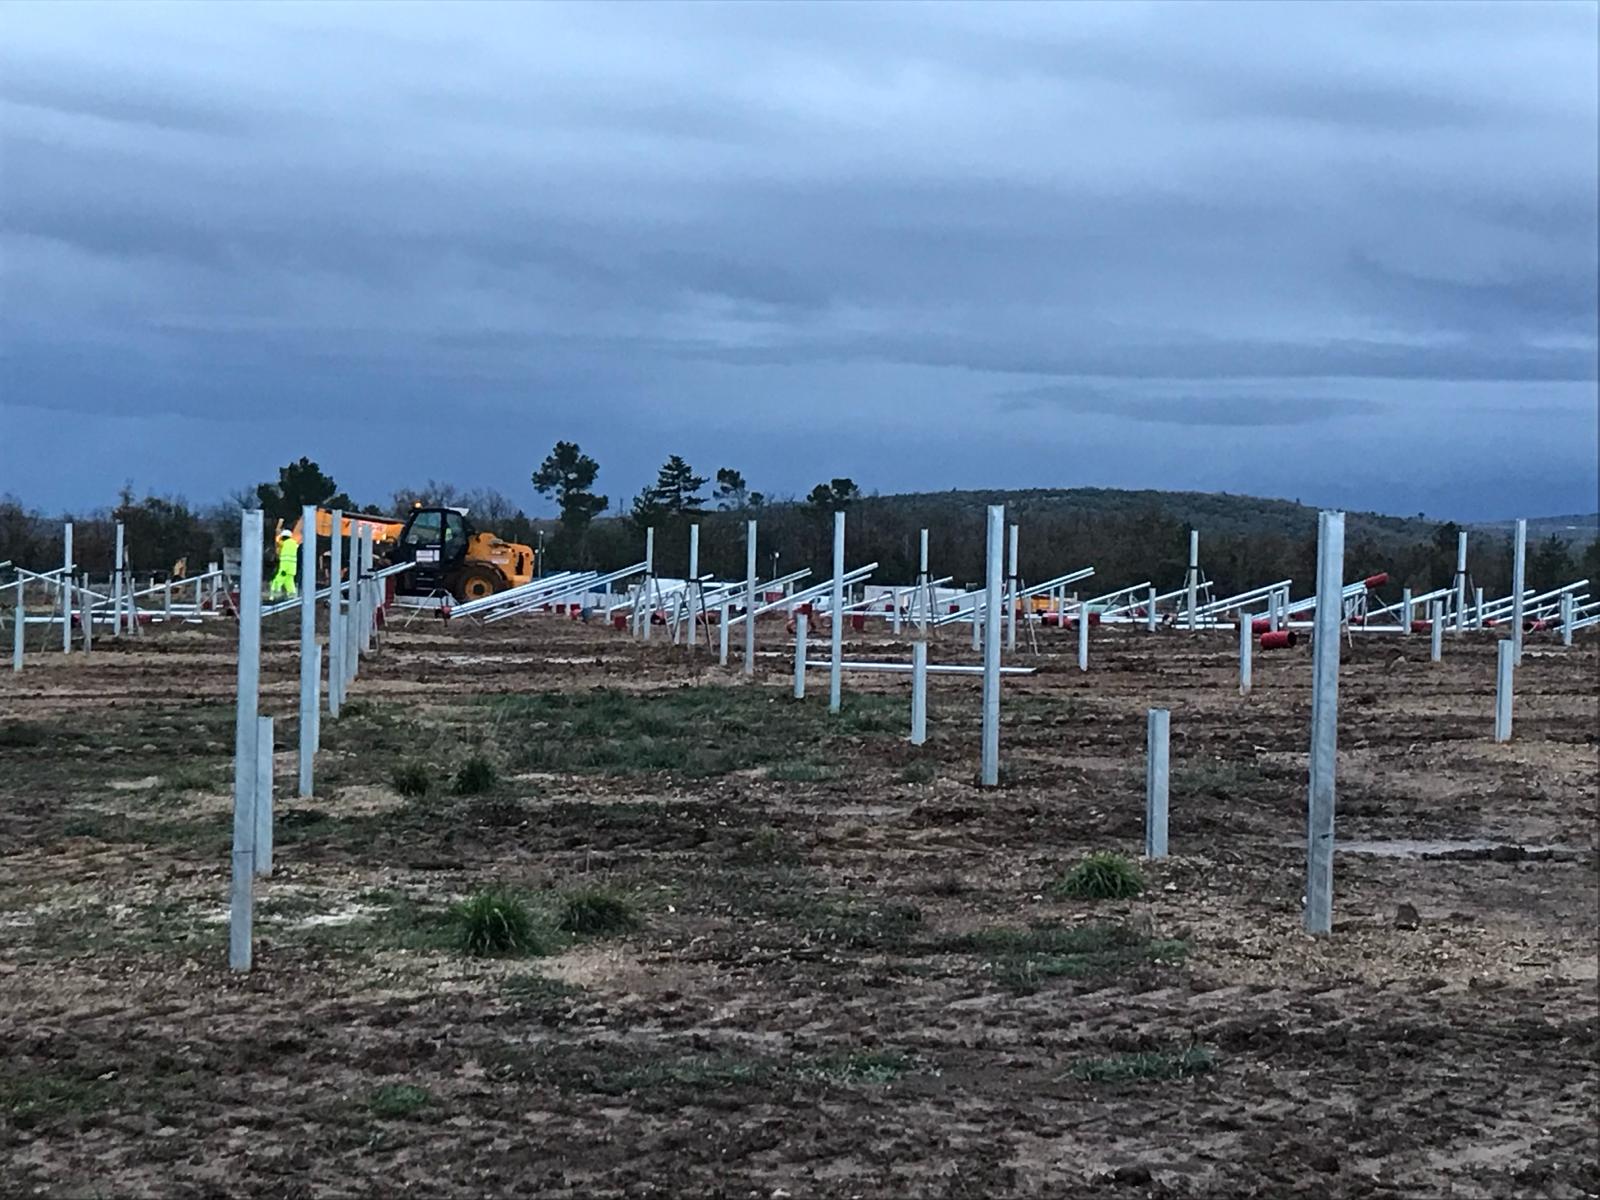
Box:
[269,531,299,598]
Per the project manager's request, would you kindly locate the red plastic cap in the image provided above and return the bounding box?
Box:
[1259,630,1298,649]
[1363,573,1389,589]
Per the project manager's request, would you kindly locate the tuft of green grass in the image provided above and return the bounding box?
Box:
[557,887,640,937]
[503,972,581,1004]
[1052,852,1145,900]
[610,1056,770,1093]
[897,760,937,784]
[368,1083,433,1118]
[391,762,432,798]
[161,764,219,793]
[1066,1046,1216,1084]
[1,1072,117,1130]
[0,722,46,750]
[740,825,800,865]
[798,1050,910,1085]
[452,889,547,957]
[767,761,835,783]
[452,755,497,795]
[945,921,1186,994]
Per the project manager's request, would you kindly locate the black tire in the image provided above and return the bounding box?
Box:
[452,563,503,603]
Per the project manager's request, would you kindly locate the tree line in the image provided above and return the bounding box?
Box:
[1,446,1594,603]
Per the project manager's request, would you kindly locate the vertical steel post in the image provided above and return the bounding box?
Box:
[1494,638,1514,742]
[1400,587,1412,634]
[829,512,845,713]
[1077,601,1089,672]
[230,509,263,972]
[1146,585,1158,633]
[1473,586,1485,631]
[1561,592,1574,647]
[917,528,930,632]
[971,598,982,650]
[1305,510,1344,936]
[360,528,375,653]
[1455,531,1469,633]
[891,586,902,635]
[111,522,123,637]
[1511,518,1527,666]
[686,524,700,648]
[911,640,928,745]
[1239,613,1253,695]
[62,522,74,651]
[1006,524,1018,653]
[254,715,273,877]
[163,578,173,621]
[1186,530,1199,630]
[345,525,359,686]
[12,578,23,673]
[328,511,343,716]
[794,612,808,699]
[81,574,92,653]
[298,505,317,798]
[744,519,757,676]
[980,505,1003,787]
[1430,601,1443,663]
[642,527,655,642]
[1145,708,1169,858]
[718,601,730,666]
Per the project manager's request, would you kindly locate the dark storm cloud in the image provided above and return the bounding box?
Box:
[1,0,1595,517]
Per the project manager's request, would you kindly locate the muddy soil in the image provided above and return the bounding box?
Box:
[1,612,1596,1198]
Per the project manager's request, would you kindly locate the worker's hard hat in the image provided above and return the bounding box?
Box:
[279,530,294,540]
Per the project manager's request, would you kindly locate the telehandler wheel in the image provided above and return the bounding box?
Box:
[454,564,503,603]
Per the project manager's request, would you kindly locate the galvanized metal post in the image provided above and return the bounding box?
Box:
[1455,531,1469,633]
[1006,523,1018,653]
[1474,586,1485,631]
[163,578,173,621]
[1305,510,1345,936]
[686,524,700,649]
[794,612,808,700]
[1511,518,1527,666]
[1430,601,1443,663]
[917,528,930,633]
[81,574,91,653]
[1400,587,1412,634]
[718,600,730,666]
[642,527,655,642]
[744,519,757,676]
[980,505,1003,787]
[1146,585,1158,633]
[1145,708,1169,859]
[61,522,74,652]
[111,522,123,637]
[1077,601,1089,672]
[298,505,317,798]
[829,512,844,714]
[1239,613,1253,695]
[911,640,928,745]
[1186,530,1199,630]
[361,528,375,653]
[254,715,273,877]
[1494,638,1514,742]
[328,510,343,716]
[230,509,264,972]
[345,525,360,686]
[1561,591,1574,647]
[11,578,23,673]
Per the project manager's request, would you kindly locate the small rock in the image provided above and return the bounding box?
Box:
[1112,1165,1152,1185]
[1394,903,1421,930]
[1311,1151,1340,1174]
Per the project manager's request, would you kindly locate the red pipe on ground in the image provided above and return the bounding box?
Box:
[1363,573,1389,589]
[1259,630,1298,649]
[1251,616,1273,633]
[851,614,866,632]
[1411,619,1432,633]
[611,614,627,631]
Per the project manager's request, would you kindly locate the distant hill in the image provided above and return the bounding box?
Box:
[1470,513,1599,546]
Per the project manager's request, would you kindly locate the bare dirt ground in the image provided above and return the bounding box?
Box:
[2,609,1596,1198]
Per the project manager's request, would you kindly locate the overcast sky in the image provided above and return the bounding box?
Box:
[3,1,1596,520]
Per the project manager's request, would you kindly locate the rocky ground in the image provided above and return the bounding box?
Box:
[1,610,1595,1198]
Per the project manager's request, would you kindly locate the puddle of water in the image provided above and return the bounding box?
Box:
[1334,839,1583,860]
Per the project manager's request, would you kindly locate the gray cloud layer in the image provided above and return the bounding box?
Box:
[2,1,1596,518]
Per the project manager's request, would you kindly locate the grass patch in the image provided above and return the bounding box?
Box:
[452,755,497,796]
[453,889,548,957]
[946,921,1186,994]
[766,761,835,783]
[1,1071,117,1129]
[897,760,937,784]
[798,1050,910,1085]
[0,721,47,750]
[391,762,432,798]
[1066,1046,1216,1083]
[557,887,640,937]
[486,687,902,778]
[1173,759,1267,799]
[738,825,801,865]
[368,1083,433,1118]
[503,972,582,1004]
[1052,852,1145,900]
[161,763,219,793]
[612,1056,770,1093]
